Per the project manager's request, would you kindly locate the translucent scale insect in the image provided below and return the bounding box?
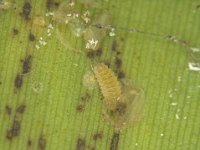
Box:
[93,63,144,130]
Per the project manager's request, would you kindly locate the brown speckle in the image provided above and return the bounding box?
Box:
[76,138,86,150]
[21,2,32,20]
[22,55,32,74]
[112,102,127,116]
[93,133,102,141]
[16,104,26,114]
[112,40,117,51]
[5,105,12,115]
[0,81,2,85]
[81,93,91,102]
[13,28,19,35]
[29,33,35,41]
[38,135,46,150]
[46,0,59,10]
[6,120,21,140]
[115,57,122,68]
[87,48,102,59]
[117,71,125,79]
[14,74,23,89]
[196,4,200,9]
[76,104,84,112]
[27,139,32,147]
[110,132,120,150]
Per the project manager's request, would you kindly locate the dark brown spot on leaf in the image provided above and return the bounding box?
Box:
[38,135,46,150]
[81,93,91,102]
[113,102,127,116]
[22,55,32,74]
[76,138,86,150]
[16,104,26,114]
[112,40,117,51]
[76,104,84,112]
[21,2,32,20]
[115,57,122,68]
[6,120,21,140]
[29,33,35,41]
[117,71,125,79]
[110,132,120,150]
[87,48,102,59]
[27,139,32,147]
[46,0,59,10]
[13,28,19,35]
[14,74,23,88]
[196,4,200,9]
[93,133,102,141]
[5,105,12,115]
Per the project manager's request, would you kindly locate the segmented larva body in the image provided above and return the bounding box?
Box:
[93,63,122,110]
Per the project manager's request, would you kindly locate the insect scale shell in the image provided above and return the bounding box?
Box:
[93,63,122,110]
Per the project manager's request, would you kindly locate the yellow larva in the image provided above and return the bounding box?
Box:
[93,63,122,110]
[93,63,144,130]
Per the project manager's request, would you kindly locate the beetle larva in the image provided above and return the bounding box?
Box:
[93,63,122,110]
[93,63,144,130]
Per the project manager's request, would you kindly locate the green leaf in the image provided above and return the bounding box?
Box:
[0,0,200,150]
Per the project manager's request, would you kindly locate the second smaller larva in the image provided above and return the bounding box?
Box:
[93,63,144,130]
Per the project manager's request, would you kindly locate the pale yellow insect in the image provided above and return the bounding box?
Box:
[93,63,144,130]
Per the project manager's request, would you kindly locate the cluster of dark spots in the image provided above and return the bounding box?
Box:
[22,55,32,74]
[13,28,19,35]
[110,132,120,150]
[29,33,35,41]
[27,139,32,147]
[20,2,32,20]
[76,138,86,150]
[86,48,102,59]
[81,92,91,102]
[103,61,111,68]
[76,93,91,112]
[46,0,60,10]
[16,104,26,114]
[76,104,85,112]
[5,105,12,116]
[117,71,125,79]
[94,24,103,29]
[112,102,127,116]
[115,57,122,69]
[14,74,23,89]
[93,132,102,141]
[38,135,47,150]
[111,40,117,52]
[6,120,21,140]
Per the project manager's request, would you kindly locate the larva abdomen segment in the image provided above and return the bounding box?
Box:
[93,63,122,110]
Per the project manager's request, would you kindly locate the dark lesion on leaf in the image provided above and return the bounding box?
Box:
[76,138,86,150]
[20,2,32,20]
[46,0,60,10]
[29,33,36,42]
[5,105,12,116]
[14,74,23,89]
[6,120,21,140]
[27,139,32,147]
[38,135,47,150]
[13,28,19,35]
[86,48,102,59]
[76,104,85,112]
[110,132,120,150]
[16,104,26,114]
[22,55,32,74]
[117,71,125,79]
[93,132,103,141]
